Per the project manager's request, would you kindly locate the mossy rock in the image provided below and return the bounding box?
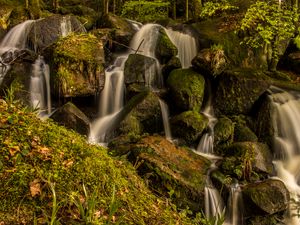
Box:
[124,54,158,87]
[161,56,182,81]
[220,142,273,181]
[28,15,86,53]
[129,135,210,213]
[167,68,205,112]
[0,99,194,224]
[242,179,289,216]
[214,69,271,115]
[50,33,105,97]
[50,102,90,136]
[192,47,229,77]
[155,28,178,64]
[246,214,284,225]
[214,115,234,146]
[234,122,258,142]
[171,110,208,145]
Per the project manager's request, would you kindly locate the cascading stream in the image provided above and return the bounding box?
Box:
[269,87,300,225]
[224,184,243,225]
[159,99,172,141]
[90,23,198,144]
[0,20,35,84]
[30,56,51,115]
[61,16,72,37]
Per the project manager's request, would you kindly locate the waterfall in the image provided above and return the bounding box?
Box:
[165,28,198,68]
[0,20,35,84]
[269,87,300,225]
[197,81,217,154]
[61,16,72,37]
[89,55,126,143]
[159,99,172,141]
[224,184,243,225]
[30,56,51,115]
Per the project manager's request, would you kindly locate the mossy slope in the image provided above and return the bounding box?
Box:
[0,99,193,224]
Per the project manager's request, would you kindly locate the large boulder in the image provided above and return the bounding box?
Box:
[50,33,105,97]
[214,69,270,116]
[124,54,158,88]
[171,111,208,145]
[128,135,210,213]
[167,68,205,112]
[242,179,289,216]
[119,91,162,135]
[28,15,86,53]
[214,116,234,146]
[192,47,229,77]
[220,142,273,181]
[155,28,178,64]
[50,102,90,136]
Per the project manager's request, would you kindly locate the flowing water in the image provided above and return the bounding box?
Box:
[224,184,243,225]
[30,56,51,115]
[159,99,172,141]
[165,28,198,68]
[89,23,198,144]
[268,87,300,225]
[61,16,72,37]
[0,20,35,84]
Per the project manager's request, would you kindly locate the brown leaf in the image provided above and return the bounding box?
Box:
[9,146,20,156]
[30,179,41,197]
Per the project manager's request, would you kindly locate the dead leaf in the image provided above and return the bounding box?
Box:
[30,179,41,197]
[9,146,20,156]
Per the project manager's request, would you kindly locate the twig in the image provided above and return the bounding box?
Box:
[134,39,144,54]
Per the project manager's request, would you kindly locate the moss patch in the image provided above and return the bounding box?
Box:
[0,99,193,224]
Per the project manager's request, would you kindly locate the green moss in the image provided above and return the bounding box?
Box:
[0,100,193,224]
[171,111,209,144]
[155,28,178,64]
[54,33,104,63]
[167,68,205,111]
[214,116,234,145]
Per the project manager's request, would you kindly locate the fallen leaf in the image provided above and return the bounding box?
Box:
[30,179,41,197]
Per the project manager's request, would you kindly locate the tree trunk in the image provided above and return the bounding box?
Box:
[172,0,177,19]
[25,0,29,9]
[186,0,189,21]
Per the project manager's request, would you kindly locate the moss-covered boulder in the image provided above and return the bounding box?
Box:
[242,179,289,216]
[192,47,229,77]
[28,15,85,53]
[214,116,234,146]
[161,56,182,81]
[232,115,258,142]
[50,102,90,136]
[155,28,178,64]
[214,69,270,115]
[128,135,210,213]
[171,111,208,145]
[119,91,162,135]
[124,54,158,88]
[0,99,194,224]
[50,33,105,97]
[167,68,205,112]
[220,142,273,181]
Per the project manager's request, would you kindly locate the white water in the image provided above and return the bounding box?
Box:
[30,56,51,115]
[89,55,126,143]
[269,87,300,225]
[159,99,172,141]
[61,16,72,37]
[224,184,243,225]
[165,28,198,68]
[0,20,35,84]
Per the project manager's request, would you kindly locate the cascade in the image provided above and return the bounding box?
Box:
[164,28,198,68]
[269,87,300,225]
[61,16,72,37]
[0,20,35,84]
[158,99,172,141]
[224,184,243,225]
[197,81,217,155]
[30,56,51,115]
[90,23,199,144]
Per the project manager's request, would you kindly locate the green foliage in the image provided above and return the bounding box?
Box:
[121,0,170,22]
[239,0,298,69]
[200,1,238,19]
